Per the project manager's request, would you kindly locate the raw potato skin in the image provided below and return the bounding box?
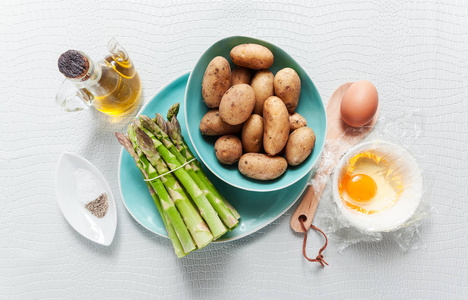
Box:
[199,109,242,136]
[285,127,316,166]
[263,96,290,156]
[251,70,274,115]
[241,114,264,153]
[202,56,231,108]
[274,68,301,114]
[238,153,287,180]
[219,84,256,125]
[231,67,251,86]
[230,44,274,70]
[215,135,243,165]
[289,112,307,132]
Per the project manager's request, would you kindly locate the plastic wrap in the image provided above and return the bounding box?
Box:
[311,110,431,252]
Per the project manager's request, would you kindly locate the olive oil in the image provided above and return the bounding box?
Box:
[87,52,141,116]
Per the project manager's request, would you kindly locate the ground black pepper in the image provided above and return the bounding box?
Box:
[85,193,109,218]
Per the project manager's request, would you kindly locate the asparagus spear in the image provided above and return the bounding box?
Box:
[165,108,241,220]
[146,185,188,257]
[133,121,228,239]
[143,114,238,229]
[115,132,187,258]
[126,125,197,253]
[132,127,213,249]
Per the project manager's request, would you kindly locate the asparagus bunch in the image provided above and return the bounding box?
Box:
[115,107,240,257]
[115,132,189,257]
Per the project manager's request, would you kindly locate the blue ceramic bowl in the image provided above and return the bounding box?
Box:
[185,36,326,192]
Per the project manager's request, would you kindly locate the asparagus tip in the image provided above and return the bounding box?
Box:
[167,103,180,121]
[115,132,137,158]
[166,121,174,137]
[135,125,157,154]
[171,117,182,135]
[115,132,127,146]
[155,114,167,133]
[139,115,152,123]
[132,118,142,129]
[138,115,154,132]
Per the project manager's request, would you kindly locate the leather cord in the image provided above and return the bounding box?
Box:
[299,217,329,267]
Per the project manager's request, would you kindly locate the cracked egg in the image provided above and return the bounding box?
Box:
[332,141,423,232]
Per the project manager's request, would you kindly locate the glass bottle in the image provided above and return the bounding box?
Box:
[56,38,141,116]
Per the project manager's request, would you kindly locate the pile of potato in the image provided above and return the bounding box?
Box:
[199,43,316,181]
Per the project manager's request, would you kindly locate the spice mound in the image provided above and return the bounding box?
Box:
[74,168,109,218]
[85,193,109,218]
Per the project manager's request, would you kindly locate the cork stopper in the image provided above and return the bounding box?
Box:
[58,50,90,79]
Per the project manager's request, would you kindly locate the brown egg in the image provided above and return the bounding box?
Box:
[340,80,379,127]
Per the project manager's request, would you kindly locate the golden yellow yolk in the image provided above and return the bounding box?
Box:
[345,174,377,204]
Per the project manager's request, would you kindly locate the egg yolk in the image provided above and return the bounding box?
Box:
[345,174,377,204]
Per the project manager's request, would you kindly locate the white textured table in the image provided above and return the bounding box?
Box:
[1,1,467,299]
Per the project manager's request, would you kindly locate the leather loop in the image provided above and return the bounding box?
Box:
[299,217,329,267]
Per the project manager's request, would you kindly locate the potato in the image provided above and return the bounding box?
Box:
[231,67,251,86]
[289,112,307,132]
[241,114,264,153]
[202,56,231,108]
[230,44,274,70]
[215,135,243,165]
[238,153,287,180]
[219,84,255,125]
[199,109,242,136]
[285,127,316,166]
[251,70,274,115]
[263,96,290,156]
[274,68,301,114]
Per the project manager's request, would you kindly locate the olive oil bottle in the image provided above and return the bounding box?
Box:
[56,38,141,116]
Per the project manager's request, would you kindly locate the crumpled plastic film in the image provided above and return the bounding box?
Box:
[309,110,431,252]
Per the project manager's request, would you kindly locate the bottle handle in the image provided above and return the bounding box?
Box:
[107,38,129,62]
[55,79,94,112]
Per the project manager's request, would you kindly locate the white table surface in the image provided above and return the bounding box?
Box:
[1,1,467,299]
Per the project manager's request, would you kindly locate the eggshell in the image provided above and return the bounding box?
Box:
[340,81,378,127]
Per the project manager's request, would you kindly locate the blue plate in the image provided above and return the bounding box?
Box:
[185,36,326,192]
[118,73,310,242]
